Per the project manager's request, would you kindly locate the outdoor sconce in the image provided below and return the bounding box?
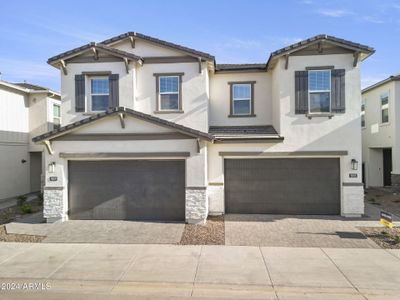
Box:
[351,159,358,171]
[48,162,56,173]
[21,159,27,164]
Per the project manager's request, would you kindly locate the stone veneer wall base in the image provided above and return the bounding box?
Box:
[185,187,208,224]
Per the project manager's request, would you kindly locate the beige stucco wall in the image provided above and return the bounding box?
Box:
[362,81,397,186]
[209,72,271,126]
[61,60,208,132]
[208,53,364,216]
[42,114,207,222]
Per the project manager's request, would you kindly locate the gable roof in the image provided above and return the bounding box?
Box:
[266,34,375,70]
[32,107,213,143]
[101,32,215,61]
[362,74,400,94]
[47,43,143,65]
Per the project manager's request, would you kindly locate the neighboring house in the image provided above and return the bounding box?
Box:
[361,75,400,188]
[0,81,61,200]
[33,32,374,224]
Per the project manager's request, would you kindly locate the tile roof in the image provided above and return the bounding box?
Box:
[14,83,49,91]
[270,34,374,57]
[215,64,267,72]
[362,74,400,93]
[33,107,213,143]
[209,125,278,136]
[47,43,143,64]
[100,32,215,60]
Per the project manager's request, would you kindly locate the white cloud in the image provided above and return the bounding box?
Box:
[360,15,385,24]
[361,75,390,89]
[315,9,354,17]
[0,58,58,86]
[215,38,262,50]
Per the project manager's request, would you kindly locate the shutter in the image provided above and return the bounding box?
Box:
[109,74,119,108]
[74,74,85,112]
[331,69,345,113]
[295,71,308,114]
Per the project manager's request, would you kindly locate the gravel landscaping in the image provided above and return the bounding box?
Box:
[0,225,44,243]
[365,188,400,216]
[359,227,400,249]
[179,215,224,245]
[0,198,43,225]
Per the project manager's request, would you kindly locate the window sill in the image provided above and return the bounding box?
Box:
[306,113,334,119]
[228,114,256,118]
[379,122,390,127]
[154,110,184,114]
[82,112,98,116]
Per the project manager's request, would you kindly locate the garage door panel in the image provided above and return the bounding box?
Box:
[68,160,185,221]
[225,158,340,215]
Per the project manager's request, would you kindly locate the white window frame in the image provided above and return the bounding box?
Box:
[308,69,331,114]
[53,103,61,128]
[232,83,252,115]
[88,76,109,112]
[361,99,366,128]
[158,76,180,111]
[380,93,389,124]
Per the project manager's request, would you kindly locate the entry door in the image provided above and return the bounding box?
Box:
[383,148,392,186]
[29,152,42,192]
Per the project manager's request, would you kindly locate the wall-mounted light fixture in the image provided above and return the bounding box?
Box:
[351,159,358,171]
[21,159,27,164]
[48,162,56,173]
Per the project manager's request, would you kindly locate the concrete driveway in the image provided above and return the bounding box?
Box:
[0,242,399,299]
[224,204,392,248]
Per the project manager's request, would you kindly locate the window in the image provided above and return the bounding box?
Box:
[159,76,180,110]
[308,70,331,113]
[232,84,251,115]
[361,99,366,128]
[90,77,109,111]
[381,93,389,124]
[53,104,61,129]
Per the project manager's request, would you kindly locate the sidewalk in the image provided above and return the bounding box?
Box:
[0,243,399,299]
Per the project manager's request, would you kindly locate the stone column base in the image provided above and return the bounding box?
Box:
[391,174,400,190]
[185,187,208,224]
[43,187,64,221]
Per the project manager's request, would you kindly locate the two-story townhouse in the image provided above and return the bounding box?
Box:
[0,81,60,200]
[361,75,400,188]
[32,33,374,224]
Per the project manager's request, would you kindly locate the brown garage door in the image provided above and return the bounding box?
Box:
[225,158,340,215]
[68,160,185,221]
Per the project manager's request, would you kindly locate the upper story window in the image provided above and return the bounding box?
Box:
[159,76,180,110]
[233,84,251,115]
[228,81,255,117]
[308,70,331,113]
[90,77,109,112]
[53,104,61,129]
[381,93,389,124]
[153,73,183,113]
[361,99,366,128]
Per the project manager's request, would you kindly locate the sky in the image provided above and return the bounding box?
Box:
[0,0,399,91]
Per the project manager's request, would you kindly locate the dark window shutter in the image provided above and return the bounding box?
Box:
[74,74,85,112]
[109,74,119,108]
[295,71,308,114]
[331,69,345,113]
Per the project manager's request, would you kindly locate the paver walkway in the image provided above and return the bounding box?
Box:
[0,243,399,299]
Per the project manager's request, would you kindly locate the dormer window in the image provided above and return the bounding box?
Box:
[308,70,331,113]
[90,77,109,112]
